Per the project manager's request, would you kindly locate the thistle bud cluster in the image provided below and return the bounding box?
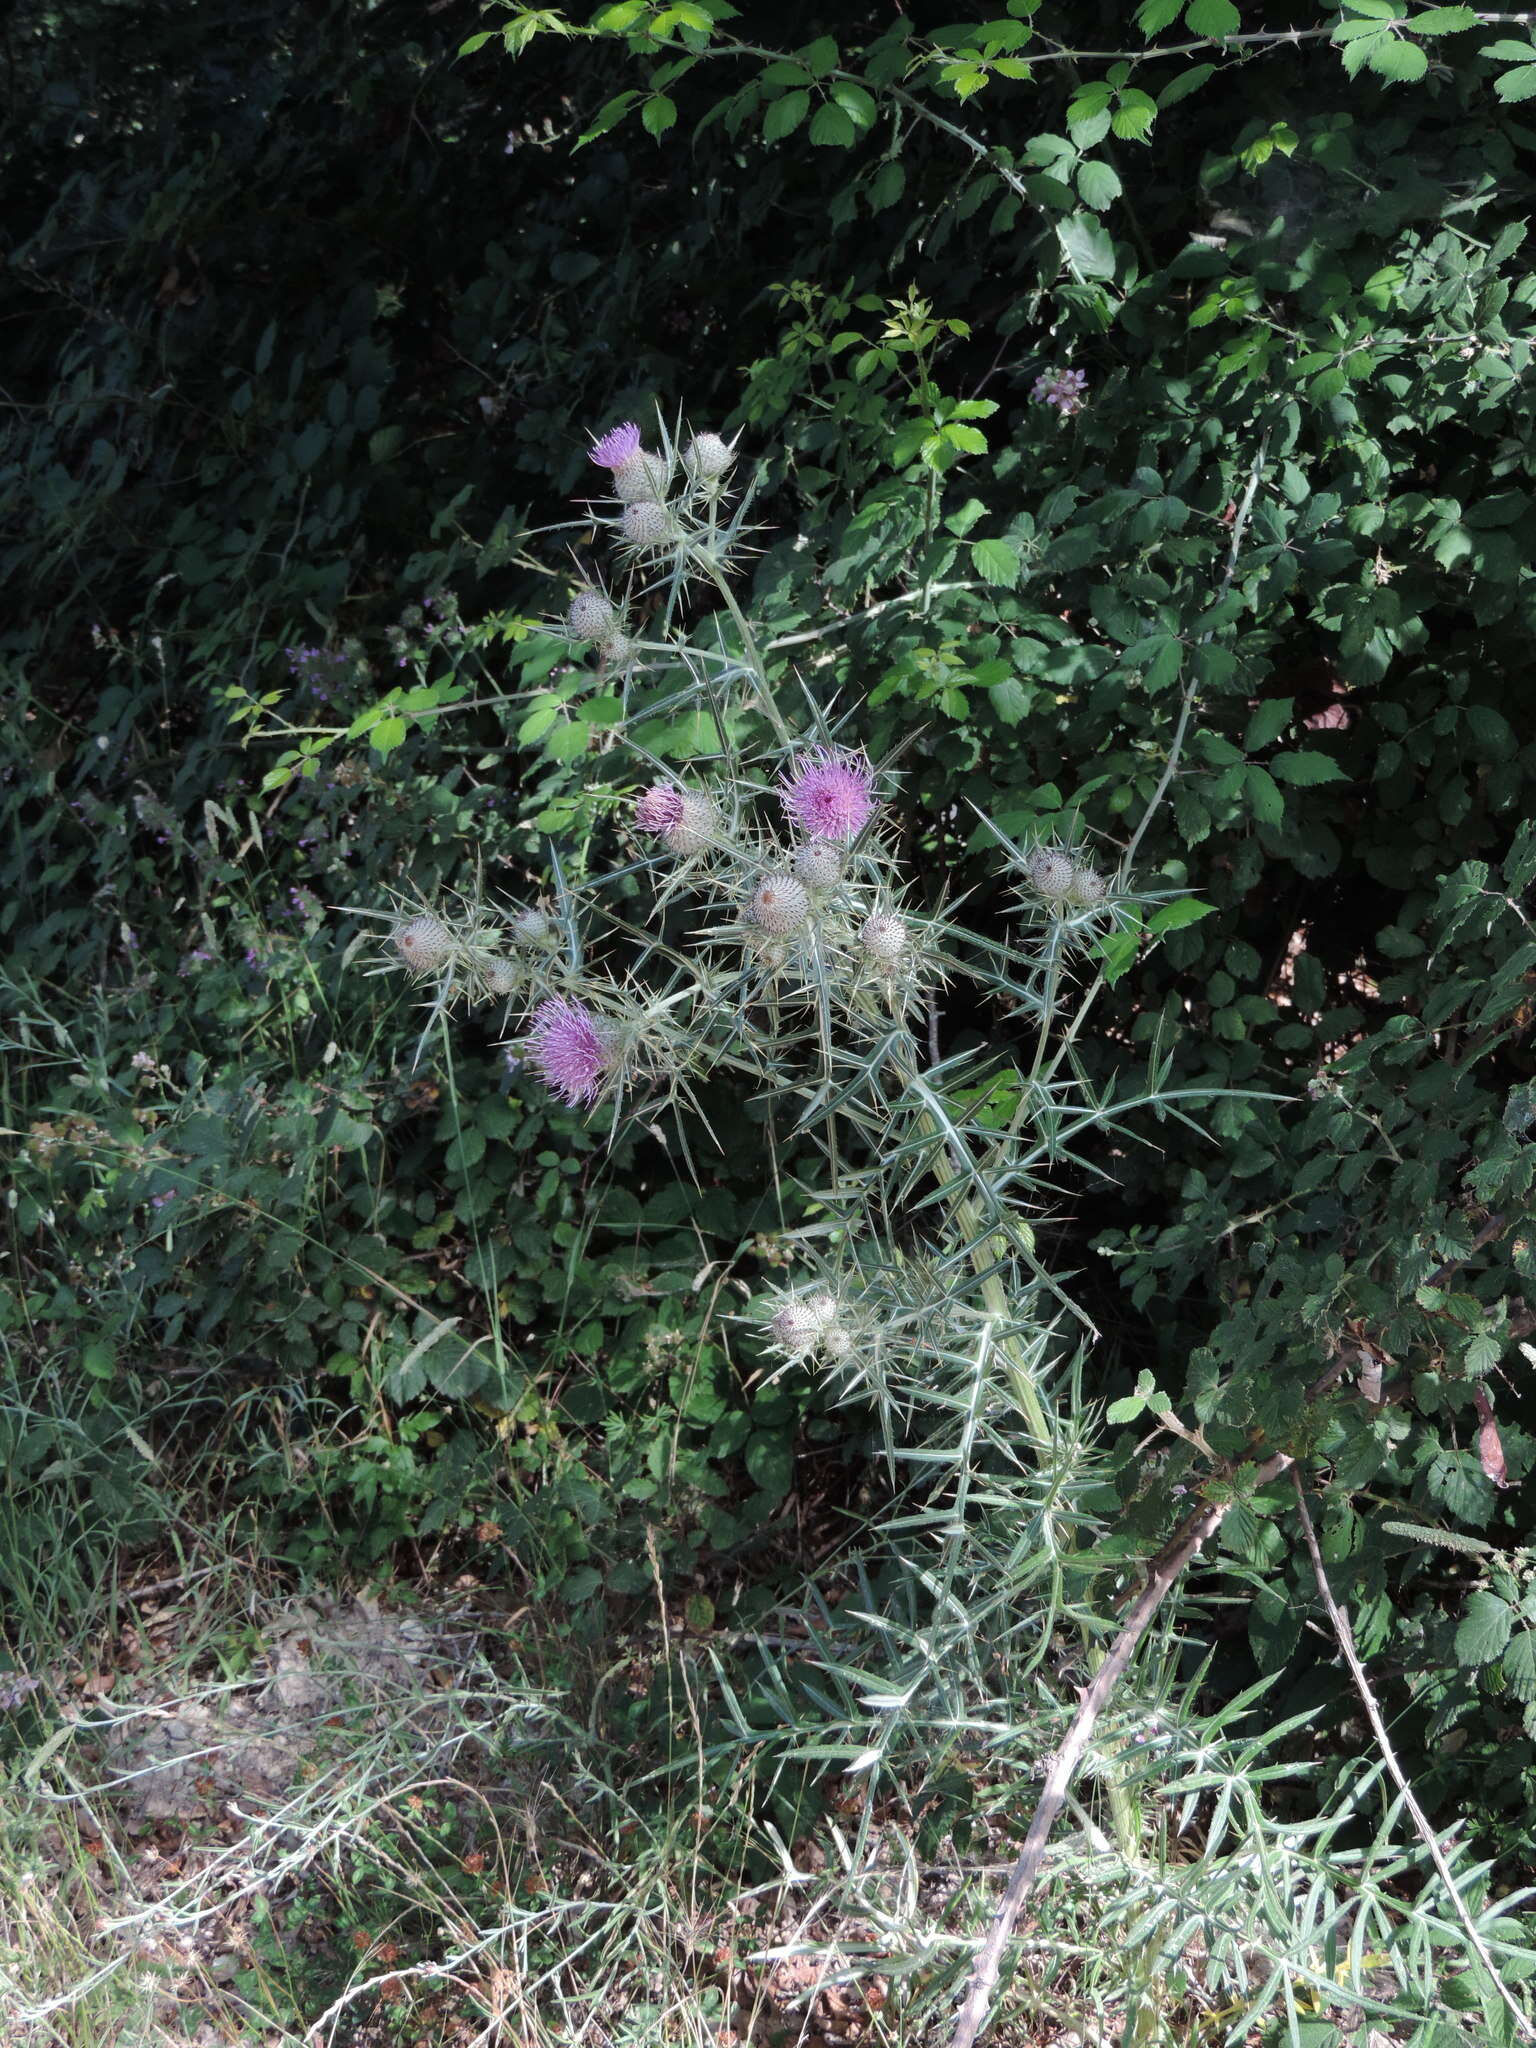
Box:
[1023,843,1111,913]
[584,415,749,589]
[767,1288,850,1360]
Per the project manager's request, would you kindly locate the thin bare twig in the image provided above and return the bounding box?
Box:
[1289,1468,1536,2043]
[949,1351,1351,2048]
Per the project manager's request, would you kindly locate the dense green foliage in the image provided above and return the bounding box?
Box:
[5,2,1536,2041]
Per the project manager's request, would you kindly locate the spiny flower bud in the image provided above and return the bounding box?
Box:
[612,451,672,503]
[482,958,519,998]
[859,912,908,964]
[1067,865,1107,906]
[636,783,716,856]
[601,632,637,668]
[1027,848,1076,901]
[793,842,843,888]
[684,432,734,481]
[804,1291,841,1329]
[393,914,453,974]
[621,501,674,547]
[769,1301,823,1355]
[512,908,551,945]
[565,589,615,641]
[749,873,810,936]
[822,1325,854,1361]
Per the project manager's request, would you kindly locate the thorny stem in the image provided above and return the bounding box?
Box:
[1290,1469,1536,2043]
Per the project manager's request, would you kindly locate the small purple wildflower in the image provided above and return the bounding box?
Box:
[780,748,877,844]
[0,1674,40,1711]
[526,998,611,1107]
[1031,367,1088,417]
[635,783,685,836]
[589,421,642,470]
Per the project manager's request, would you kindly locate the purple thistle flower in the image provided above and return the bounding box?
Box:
[1031,367,1088,417]
[589,420,642,470]
[635,783,685,835]
[780,748,877,844]
[526,997,611,1107]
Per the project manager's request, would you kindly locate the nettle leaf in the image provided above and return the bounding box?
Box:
[1456,1587,1514,1667]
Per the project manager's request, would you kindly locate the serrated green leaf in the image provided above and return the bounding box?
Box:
[762,89,809,140]
[1244,697,1293,751]
[798,34,839,76]
[1410,5,1475,28]
[1184,0,1239,36]
[1271,750,1348,786]
[1245,764,1285,828]
[1149,897,1215,935]
[809,101,857,146]
[1457,1587,1514,1667]
[829,81,876,128]
[971,537,1022,586]
[1137,0,1182,31]
[641,93,676,137]
[1365,36,1428,82]
[1504,1632,1536,1700]
[1057,213,1116,283]
[1076,157,1122,210]
[1496,61,1536,101]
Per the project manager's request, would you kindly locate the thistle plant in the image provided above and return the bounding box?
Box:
[351,416,1534,2048]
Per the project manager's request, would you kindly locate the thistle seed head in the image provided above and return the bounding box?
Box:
[565,589,616,641]
[793,842,843,888]
[1027,848,1077,901]
[621,500,675,548]
[684,431,735,481]
[859,912,908,964]
[393,913,453,974]
[749,873,810,935]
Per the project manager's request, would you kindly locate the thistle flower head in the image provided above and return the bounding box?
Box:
[393,913,453,974]
[859,912,908,965]
[780,748,877,844]
[749,873,810,936]
[1031,367,1088,417]
[1026,848,1077,901]
[1067,864,1107,906]
[512,907,551,946]
[481,957,519,998]
[635,783,685,836]
[621,500,674,548]
[589,420,642,469]
[601,632,637,668]
[566,588,616,641]
[684,431,735,481]
[525,997,611,1107]
[636,783,716,856]
[769,1300,823,1355]
[793,842,843,889]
